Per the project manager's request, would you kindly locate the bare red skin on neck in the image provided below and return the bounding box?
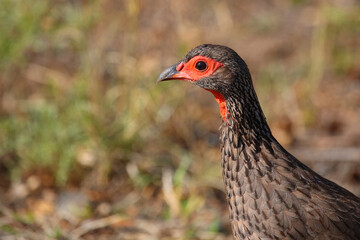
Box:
[173,56,227,120]
[206,90,227,120]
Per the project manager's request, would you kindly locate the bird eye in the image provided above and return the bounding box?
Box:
[195,61,207,71]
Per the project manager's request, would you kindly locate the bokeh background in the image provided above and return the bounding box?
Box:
[0,0,359,239]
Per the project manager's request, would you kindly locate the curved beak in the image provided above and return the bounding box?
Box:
[157,63,191,84]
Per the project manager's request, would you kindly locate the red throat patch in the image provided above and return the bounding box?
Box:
[206,90,227,120]
[168,55,226,119]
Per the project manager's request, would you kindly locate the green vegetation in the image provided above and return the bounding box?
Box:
[0,0,177,186]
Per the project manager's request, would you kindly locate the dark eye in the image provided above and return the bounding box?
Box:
[195,61,207,71]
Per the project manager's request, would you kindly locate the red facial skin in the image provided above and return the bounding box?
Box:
[171,56,227,120]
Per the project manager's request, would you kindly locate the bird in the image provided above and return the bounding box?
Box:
[157,44,360,240]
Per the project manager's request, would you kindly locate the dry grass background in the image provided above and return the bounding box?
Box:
[0,0,359,239]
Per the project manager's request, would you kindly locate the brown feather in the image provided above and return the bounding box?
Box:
[159,44,360,239]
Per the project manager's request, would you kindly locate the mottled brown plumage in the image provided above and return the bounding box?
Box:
[158,44,360,239]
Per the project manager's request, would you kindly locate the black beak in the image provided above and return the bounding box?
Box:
[157,61,192,84]
[156,64,179,84]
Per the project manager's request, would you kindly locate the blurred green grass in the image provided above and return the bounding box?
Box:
[0,0,359,239]
[0,0,177,186]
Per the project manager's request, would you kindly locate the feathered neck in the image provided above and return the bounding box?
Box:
[222,84,274,147]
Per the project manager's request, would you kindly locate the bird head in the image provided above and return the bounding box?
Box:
[157,44,252,120]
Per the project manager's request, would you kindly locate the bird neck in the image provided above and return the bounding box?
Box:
[223,88,273,145]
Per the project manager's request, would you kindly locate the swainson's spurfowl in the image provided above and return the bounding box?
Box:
[157,44,360,240]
